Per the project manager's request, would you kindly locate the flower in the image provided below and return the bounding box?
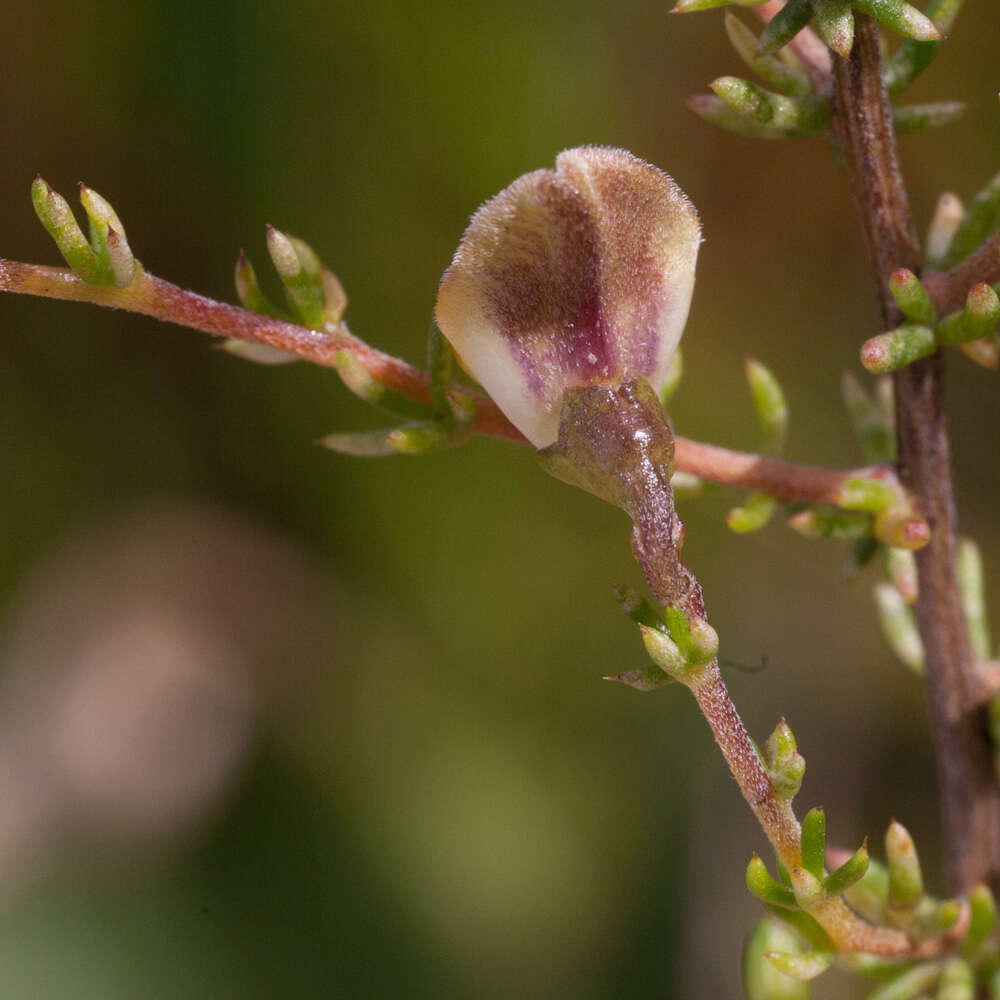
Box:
[435,146,701,447]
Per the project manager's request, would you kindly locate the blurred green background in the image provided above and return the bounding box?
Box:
[2,1,999,996]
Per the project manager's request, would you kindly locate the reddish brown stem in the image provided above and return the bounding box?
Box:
[923,234,1000,316]
[0,256,913,511]
[832,16,1000,894]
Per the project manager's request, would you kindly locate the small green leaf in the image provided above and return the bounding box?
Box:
[641,624,689,679]
[234,252,285,318]
[746,357,788,453]
[788,507,872,541]
[861,324,937,374]
[886,819,924,915]
[889,269,937,326]
[853,0,941,41]
[709,77,830,137]
[266,226,327,328]
[747,854,799,908]
[664,606,719,666]
[824,840,870,895]
[958,538,992,659]
[835,476,898,514]
[613,585,665,631]
[893,101,967,134]
[936,284,1000,346]
[926,192,964,267]
[961,883,997,960]
[743,919,812,1000]
[936,958,974,1000]
[764,949,834,982]
[31,177,113,285]
[763,719,806,799]
[885,547,919,605]
[812,0,854,58]
[801,808,826,881]
[335,350,431,419]
[756,0,813,54]
[866,963,943,1000]
[841,372,895,462]
[79,184,136,287]
[727,492,778,533]
[426,319,456,424]
[874,583,924,673]
[724,12,812,95]
[942,172,1000,267]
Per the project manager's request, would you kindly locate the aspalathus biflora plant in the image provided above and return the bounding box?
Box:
[4,0,1000,994]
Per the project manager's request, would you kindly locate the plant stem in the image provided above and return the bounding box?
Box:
[0,257,917,511]
[831,15,1000,894]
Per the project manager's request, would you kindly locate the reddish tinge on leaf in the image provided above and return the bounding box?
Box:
[435,146,701,447]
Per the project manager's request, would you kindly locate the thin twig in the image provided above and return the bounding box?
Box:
[0,256,915,509]
[923,234,1000,316]
[831,16,1000,895]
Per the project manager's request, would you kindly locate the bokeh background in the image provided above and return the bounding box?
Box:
[1,1,999,996]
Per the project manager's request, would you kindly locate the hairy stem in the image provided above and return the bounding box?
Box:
[831,16,1000,894]
[0,257,915,511]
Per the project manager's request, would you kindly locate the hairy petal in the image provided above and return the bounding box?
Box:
[435,146,701,447]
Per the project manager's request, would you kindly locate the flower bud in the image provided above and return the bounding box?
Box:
[435,147,701,448]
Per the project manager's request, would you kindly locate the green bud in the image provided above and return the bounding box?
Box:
[886,547,919,605]
[641,624,689,679]
[937,284,1000,346]
[913,897,962,938]
[886,819,924,915]
[942,171,1000,268]
[31,177,113,285]
[889,269,937,326]
[812,0,854,59]
[861,325,937,374]
[709,77,830,138]
[835,476,898,514]
[266,226,327,328]
[893,101,967,134]
[663,606,719,667]
[926,192,964,267]
[875,583,925,673]
[788,507,872,541]
[801,808,826,881]
[853,0,941,41]
[763,719,806,799]
[958,538,992,659]
[661,347,684,406]
[873,507,931,551]
[866,963,943,1000]
[747,854,798,908]
[320,267,348,325]
[724,12,811,96]
[78,184,136,287]
[936,958,975,1000]
[727,492,777,533]
[961,883,997,960]
[335,350,431,419]
[840,372,895,462]
[756,0,812,55]
[764,949,834,982]
[824,840,869,895]
[742,919,811,1000]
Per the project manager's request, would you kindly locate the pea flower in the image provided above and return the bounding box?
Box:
[435,146,701,448]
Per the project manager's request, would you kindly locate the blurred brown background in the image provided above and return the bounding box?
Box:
[1,1,999,996]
